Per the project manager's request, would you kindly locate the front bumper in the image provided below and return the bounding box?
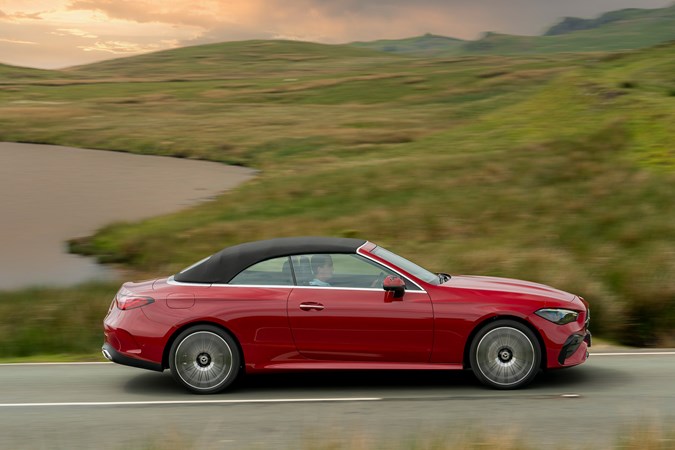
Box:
[558,330,592,365]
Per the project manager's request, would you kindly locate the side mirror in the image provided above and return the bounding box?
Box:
[383,275,406,300]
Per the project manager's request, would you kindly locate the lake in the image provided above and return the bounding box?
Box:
[0,142,256,290]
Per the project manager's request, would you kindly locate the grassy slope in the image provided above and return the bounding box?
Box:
[350,34,465,56]
[65,40,393,79]
[0,40,674,358]
[0,63,56,80]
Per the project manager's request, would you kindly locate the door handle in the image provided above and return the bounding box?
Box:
[299,302,324,311]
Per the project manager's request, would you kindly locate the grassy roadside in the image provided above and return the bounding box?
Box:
[0,353,106,364]
[137,424,675,450]
[0,283,116,358]
[1,40,674,358]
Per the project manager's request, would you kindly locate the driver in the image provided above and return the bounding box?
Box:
[309,254,334,286]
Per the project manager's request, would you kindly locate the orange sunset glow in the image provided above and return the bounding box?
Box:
[1,0,673,68]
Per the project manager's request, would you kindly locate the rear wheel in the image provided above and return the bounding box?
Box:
[470,320,541,389]
[169,325,241,394]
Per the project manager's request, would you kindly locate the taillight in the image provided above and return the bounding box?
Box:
[116,293,155,310]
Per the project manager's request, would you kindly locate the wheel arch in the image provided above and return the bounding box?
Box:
[162,320,245,371]
[462,315,547,370]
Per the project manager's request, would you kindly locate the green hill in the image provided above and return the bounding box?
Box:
[0,62,58,81]
[65,40,403,81]
[0,39,674,357]
[350,34,465,57]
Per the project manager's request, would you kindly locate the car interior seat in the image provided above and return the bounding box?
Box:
[293,256,313,285]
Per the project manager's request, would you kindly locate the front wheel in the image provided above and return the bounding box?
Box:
[169,325,241,394]
[469,320,541,389]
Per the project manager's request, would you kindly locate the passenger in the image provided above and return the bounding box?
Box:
[309,254,334,286]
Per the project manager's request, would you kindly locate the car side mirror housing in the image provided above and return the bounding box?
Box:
[383,275,406,299]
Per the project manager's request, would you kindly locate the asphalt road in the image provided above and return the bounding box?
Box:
[1,351,674,449]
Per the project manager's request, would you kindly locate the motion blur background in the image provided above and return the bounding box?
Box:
[0,0,673,359]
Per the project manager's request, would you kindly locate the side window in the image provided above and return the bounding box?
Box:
[229,256,294,286]
[295,253,408,289]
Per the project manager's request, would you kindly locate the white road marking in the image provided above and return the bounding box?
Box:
[0,362,110,366]
[0,398,382,408]
[589,352,675,356]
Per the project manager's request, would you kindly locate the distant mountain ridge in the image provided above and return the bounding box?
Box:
[544,8,644,36]
[349,3,675,56]
[544,4,675,36]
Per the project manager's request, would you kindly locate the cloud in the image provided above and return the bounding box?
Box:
[0,9,45,22]
[0,38,38,45]
[174,1,481,45]
[78,39,178,54]
[63,0,674,46]
[68,0,225,28]
[52,28,98,38]
[3,0,674,69]
[12,11,45,20]
[65,0,459,39]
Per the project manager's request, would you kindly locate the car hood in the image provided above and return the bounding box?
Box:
[443,275,576,302]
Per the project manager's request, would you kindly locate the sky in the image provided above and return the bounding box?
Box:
[0,0,673,69]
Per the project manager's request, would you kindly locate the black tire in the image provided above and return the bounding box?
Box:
[169,325,241,394]
[469,320,541,389]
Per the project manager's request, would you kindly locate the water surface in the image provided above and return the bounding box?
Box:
[0,142,255,290]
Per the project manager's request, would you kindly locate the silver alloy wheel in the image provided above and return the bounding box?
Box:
[474,326,536,387]
[174,331,233,391]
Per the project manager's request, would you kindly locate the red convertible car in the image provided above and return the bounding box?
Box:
[103,237,591,393]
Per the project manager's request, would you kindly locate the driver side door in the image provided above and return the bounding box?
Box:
[287,253,433,362]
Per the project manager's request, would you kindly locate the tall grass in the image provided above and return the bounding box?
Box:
[0,283,115,357]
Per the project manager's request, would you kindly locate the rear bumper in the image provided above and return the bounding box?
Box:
[103,301,169,370]
[102,342,163,372]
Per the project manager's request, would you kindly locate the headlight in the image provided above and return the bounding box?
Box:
[535,308,579,325]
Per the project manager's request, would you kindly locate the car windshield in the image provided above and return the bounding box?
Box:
[370,246,440,285]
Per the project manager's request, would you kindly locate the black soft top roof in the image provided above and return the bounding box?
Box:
[173,236,367,284]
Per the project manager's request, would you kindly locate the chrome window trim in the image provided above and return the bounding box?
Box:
[209,284,428,293]
[168,274,427,293]
[178,256,211,274]
[167,275,211,287]
[356,243,426,292]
